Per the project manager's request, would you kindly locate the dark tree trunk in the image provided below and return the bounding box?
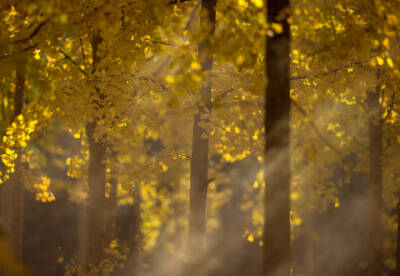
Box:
[86,121,106,266]
[85,32,107,266]
[187,0,216,275]
[367,86,383,276]
[1,67,25,276]
[119,185,142,276]
[263,0,291,276]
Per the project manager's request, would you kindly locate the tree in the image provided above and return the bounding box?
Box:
[84,31,107,266]
[187,0,217,275]
[263,0,291,275]
[104,150,119,246]
[367,81,383,276]
[0,65,25,276]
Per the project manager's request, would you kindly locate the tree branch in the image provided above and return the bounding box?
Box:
[59,49,88,77]
[12,20,49,44]
[0,43,38,60]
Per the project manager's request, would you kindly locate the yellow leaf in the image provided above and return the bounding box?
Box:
[292,217,302,226]
[247,234,254,243]
[236,55,245,65]
[271,23,283,34]
[290,192,299,200]
[382,37,390,49]
[252,131,259,140]
[165,75,175,84]
[191,74,202,83]
[238,0,248,9]
[191,61,201,70]
[159,162,168,172]
[376,56,384,66]
[57,257,64,263]
[250,0,263,8]
[33,49,41,60]
[387,57,394,68]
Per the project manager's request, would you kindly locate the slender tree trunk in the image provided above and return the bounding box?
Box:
[119,185,142,275]
[187,0,216,275]
[263,1,291,276]
[129,185,142,270]
[0,67,25,276]
[85,32,107,266]
[104,175,117,245]
[367,85,383,276]
[104,151,118,246]
[78,200,87,266]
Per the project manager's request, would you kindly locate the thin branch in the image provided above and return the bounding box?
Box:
[183,0,201,31]
[213,121,250,140]
[152,55,172,76]
[0,43,38,60]
[128,153,191,177]
[290,61,366,81]
[59,49,88,77]
[217,87,234,99]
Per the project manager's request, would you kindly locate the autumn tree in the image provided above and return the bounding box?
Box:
[0,4,52,274]
[0,65,25,276]
[187,0,217,275]
[263,0,291,275]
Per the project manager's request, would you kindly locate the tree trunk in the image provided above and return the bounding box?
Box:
[85,32,107,266]
[187,0,216,275]
[129,185,142,271]
[367,86,383,276]
[263,1,291,276]
[0,67,25,276]
[104,151,118,246]
[86,121,106,266]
